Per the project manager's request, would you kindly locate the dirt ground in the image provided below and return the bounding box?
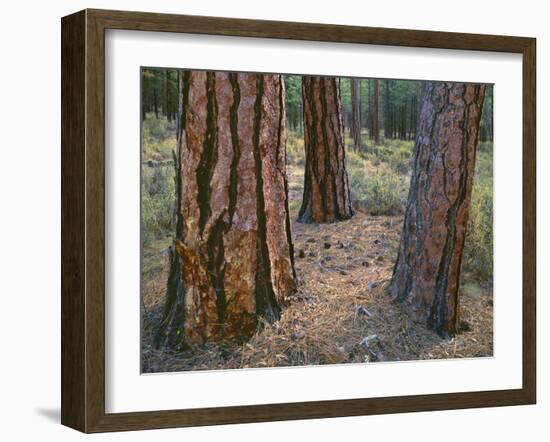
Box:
[141,164,493,373]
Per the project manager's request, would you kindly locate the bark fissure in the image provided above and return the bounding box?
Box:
[207,218,227,333]
[253,75,280,322]
[319,79,336,217]
[153,72,190,351]
[227,74,241,227]
[196,73,219,235]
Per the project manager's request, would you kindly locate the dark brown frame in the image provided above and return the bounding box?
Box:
[61,8,536,433]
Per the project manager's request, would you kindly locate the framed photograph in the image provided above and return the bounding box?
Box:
[61,9,536,433]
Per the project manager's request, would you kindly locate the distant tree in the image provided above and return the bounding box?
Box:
[298,76,353,223]
[389,82,486,337]
[284,75,303,133]
[350,78,362,151]
[479,85,493,142]
[372,79,380,145]
[156,71,296,349]
[164,70,171,120]
[384,80,392,140]
[141,68,178,121]
[408,94,418,140]
[367,79,373,140]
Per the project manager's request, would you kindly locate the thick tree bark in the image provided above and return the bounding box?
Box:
[389,82,486,337]
[298,76,353,224]
[372,79,380,145]
[350,78,362,151]
[156,71,296,350]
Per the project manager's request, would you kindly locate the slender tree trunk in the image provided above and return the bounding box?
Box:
[367,80,373,140]
[156,72,296,350]
[350,78,362,151]
[298,76,353,224]
[141,99,146,121]
[153,87,159,119]
[372,79,380,145]
[389,82,486,337]
[299,99,304,135]
[400,101,407,140]
[384,80,391,139]
[411,95,418,140]
[164,70,170,120]
[407,96,414,140]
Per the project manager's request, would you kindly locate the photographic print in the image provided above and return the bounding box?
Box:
[140,69,494,374]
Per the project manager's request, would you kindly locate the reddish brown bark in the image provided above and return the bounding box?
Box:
[389,82,486,337]
[350,78,362,151]
[298,76,353,224]
[156,71,296,349]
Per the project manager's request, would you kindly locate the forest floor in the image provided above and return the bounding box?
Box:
[141,161,493,373]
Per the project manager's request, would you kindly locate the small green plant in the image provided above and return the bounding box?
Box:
[365,166,403,215]
[141,166,175,245]
[347,150,405,216]
[285,131,305,166]
[464,143,493,281]
[141,114,177,162]
[362,138,413,174]
[143,113,169,139]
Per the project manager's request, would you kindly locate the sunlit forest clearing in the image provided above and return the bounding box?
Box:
[140,71,493,372]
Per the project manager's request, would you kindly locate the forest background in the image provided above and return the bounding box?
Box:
[140,69,494,372]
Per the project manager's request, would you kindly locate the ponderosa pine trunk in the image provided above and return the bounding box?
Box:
[350,78,362,151]
[389,82,486,337]
[298,76,353,224]
[156,71,297,350]
[372,79,380,145]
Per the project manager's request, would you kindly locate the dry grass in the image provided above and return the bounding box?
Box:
[141,165,493,373]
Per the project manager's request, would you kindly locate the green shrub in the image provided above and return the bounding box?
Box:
[141,166,175,245]
[285,131,305,166]
[345,149,368,171]
[463,144,493,281]
[143,114,169,140]
[141,114,177,162]
[348,155,404,216]
[363,139,413,174]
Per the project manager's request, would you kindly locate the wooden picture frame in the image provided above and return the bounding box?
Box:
[61,8,536,433]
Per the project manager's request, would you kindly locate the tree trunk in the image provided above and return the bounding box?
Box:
[384,80,391,139]
[404,103,408,139]
[141,99,146,121]
[153,87,159,119]
[350,78,362,151]
[367,80,373,140]
[165,70,170,120]
[156,71,297,350]
[372,79,380,145]
[298,76,353,224]
[389,82,486,337]
[408,95,415,140]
